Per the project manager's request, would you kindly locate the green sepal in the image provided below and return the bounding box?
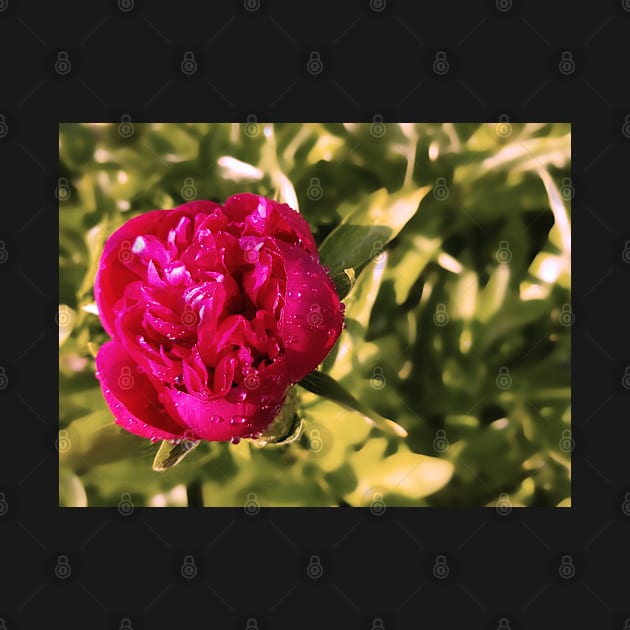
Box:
[252,386,305,447]
[153,438,200,472]
[331,267,356,300]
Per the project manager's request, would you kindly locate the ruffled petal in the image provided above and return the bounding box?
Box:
[159,358,290,441]
[95,202,220,337]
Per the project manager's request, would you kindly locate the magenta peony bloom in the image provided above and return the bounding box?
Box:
[94,194,343,443]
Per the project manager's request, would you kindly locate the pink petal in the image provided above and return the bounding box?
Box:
[276,240,344,382]
[159,358,290,441]
[224,193,318,254]
[95,341,186,440]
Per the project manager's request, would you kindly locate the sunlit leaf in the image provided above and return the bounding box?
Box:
[319,186,431,275]
[344,438,454,505]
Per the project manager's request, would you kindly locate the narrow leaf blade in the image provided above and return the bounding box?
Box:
[298,370,407,438]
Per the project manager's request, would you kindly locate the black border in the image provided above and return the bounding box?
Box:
[1,1,629,628]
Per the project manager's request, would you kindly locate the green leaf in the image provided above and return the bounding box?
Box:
[60,410,144,470]
[319,186,431,275]
[153,439,200,472]
[299,370,407,438]
[331,268,356,300]
[344,438,454,505]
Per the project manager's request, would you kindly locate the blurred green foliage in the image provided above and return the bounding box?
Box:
[59,121,571,508]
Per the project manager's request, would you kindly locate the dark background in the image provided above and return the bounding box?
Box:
[1,0,628,628]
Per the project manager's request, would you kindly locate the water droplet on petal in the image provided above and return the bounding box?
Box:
[230,416,247,425]
[210,415,223,423]
[230,436,241,445]
[150,436,159,444]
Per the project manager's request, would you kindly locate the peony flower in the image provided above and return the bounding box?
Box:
[94,194,343,443]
